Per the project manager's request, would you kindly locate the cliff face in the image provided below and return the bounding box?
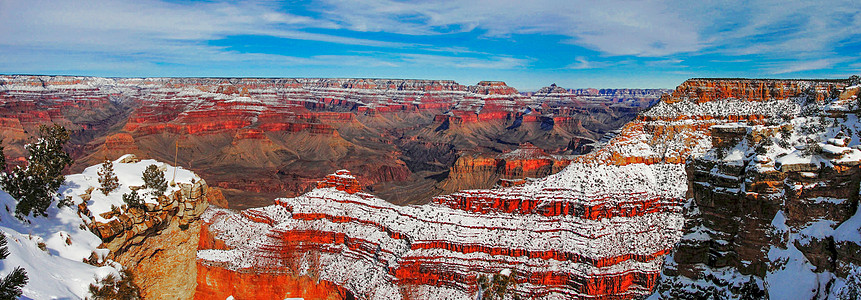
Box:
[664,78,843,104]
[190,80,714,299]
[655,80,861,298]
[73,155,225,299]
[0,76,662,207]
[435,143,575,192]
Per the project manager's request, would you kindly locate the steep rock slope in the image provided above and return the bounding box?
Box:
[656,81,861,298]
[0,76,663,207]
[197,164,686,299]
[62,154,224,299]
[0,154,219,299]
[195,79,814,299]
[195,78,856,299]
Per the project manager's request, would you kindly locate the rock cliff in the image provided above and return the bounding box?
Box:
[70,155,225,299]
[655,79,861,298]
[198,163,686,299]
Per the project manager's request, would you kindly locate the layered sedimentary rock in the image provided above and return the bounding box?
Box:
[662,78,843,103]
[436,143,575,192]
[194,78,860,299]
[0,76,664,207]
[72,155,225,299]
[656,80,861,298]
[198,163,687,299]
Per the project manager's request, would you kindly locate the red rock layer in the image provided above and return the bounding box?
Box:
[315,170,363,194]
[104,133,138,151]
[194,78,853,299]
[434,191,682,220]
[1,75,664,208]
[194,263,347,300]
[666,78,846,103]
[198,161,687,299]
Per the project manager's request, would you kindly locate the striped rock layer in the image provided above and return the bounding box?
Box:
[194,78,853,299]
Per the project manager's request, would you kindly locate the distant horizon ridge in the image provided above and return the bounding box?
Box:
[4,74,853,92]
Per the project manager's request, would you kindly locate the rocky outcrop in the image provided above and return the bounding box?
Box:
[76,158,225,299]
[665,78,845,104]
[654,79,861,298]
[195,262,349,300]
[316,170,363,194]
[435,143,575,192]
[191,76,706,299]
[79,178,213,244]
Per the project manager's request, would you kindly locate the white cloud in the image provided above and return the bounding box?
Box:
[0,0,859,77]
[0,0,408,69]
[313,0,861,62]
[398,54,531,69]
[769,58,848,74]
[314,0,705,57]
[566,56,607,70]
[693,0,861,58]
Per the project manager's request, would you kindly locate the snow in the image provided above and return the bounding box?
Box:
[775,151,822,170]
[827,138,847,147]
[680,225,713,242]
[200,160,688,299]
[642,97,800,119]
[59,156,201,223]
[0,189,117,299]
[809,197,846,204]
[833,205,861,244]
[821,143,851,155]
[0,155,199,299]
[765,243,820,300]
[797,218,838,246]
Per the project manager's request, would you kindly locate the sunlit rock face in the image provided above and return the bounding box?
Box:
[194,78,860,299]
[663,78,842,103]
[0,75,662,208]
[197,163,687,299]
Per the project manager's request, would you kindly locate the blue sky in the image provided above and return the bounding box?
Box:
[1,0,859,90]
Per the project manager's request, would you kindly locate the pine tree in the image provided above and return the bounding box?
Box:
[142,165,167,198]
[26,124,72,184]
[830,87,841,100]
[87,269,141,300]
[0,140,6,172]
[0,234,28,299]
[477,270,518,300]
[98,158,119,196]
[122,190,143,209]
[1,124,73,219]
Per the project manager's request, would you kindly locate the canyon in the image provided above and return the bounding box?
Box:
[196,78,860,299]
[0,76,662,208]
[2,76,860,299]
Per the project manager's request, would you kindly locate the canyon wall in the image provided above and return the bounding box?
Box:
[72,155,225,299]
[656,80,861,298]
[0,75,663,208]
[197,164,687,299]
[194,78,858,299]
